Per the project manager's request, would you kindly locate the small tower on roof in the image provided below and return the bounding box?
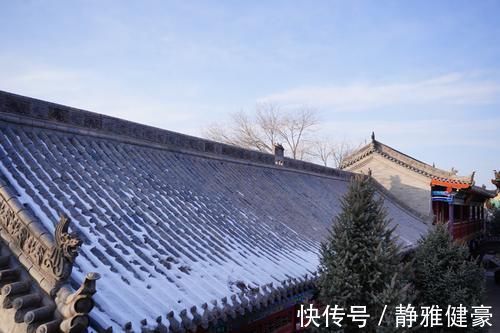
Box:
[274,143,284,166]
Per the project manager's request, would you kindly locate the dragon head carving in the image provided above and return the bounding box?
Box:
[56,214,82,262]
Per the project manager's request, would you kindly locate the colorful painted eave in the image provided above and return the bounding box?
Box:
[430,178,471,189]
[430,179,495,199]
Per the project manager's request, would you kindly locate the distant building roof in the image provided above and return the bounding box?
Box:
[341,135,474,186]
[0,91,429,331]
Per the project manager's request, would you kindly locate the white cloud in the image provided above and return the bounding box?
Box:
[0,61,216,136]
[259,73,500,111]
[319,117,499,147]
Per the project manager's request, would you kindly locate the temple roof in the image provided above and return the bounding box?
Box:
[0,91,429,331]
[466,185,497,198]
[341,136,474,186]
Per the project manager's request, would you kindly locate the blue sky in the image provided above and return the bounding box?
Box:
[1,0,499,187]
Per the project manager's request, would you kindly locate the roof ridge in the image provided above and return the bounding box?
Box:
[375,141,472,181]
[341,138,472,184]
[0,90,354,182]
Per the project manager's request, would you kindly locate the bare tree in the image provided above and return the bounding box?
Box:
[204,110,267,151]
[203,103,318,159]
[278,107,318,159]
[203,104,360,166]
[255,103,282,152]
[308,140,336,167]
[308,139,357,168]
[332,141,356,168]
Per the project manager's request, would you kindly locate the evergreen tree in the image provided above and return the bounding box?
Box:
[317,175,411,332]
[412,224,485,331]
[487,207,500,236]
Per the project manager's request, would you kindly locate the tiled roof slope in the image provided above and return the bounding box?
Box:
[0,91,429,331]
[341,137,473,185]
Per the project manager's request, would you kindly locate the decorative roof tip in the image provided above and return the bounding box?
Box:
[57,271,101,332]
[493,170,500,192]
[371,131,375,142]
[274,143,284,154]
[274,143,284,166]
[54,213,82,281]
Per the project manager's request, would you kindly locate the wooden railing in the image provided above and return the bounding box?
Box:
[452,220,483,240]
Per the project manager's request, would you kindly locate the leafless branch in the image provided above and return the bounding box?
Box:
[278,106,318,159]
[203,104,357,167]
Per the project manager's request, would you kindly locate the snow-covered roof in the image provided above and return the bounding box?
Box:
[0,90,429,331]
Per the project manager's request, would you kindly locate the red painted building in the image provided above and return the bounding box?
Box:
[342,134,495,242]
[431,178,494,241]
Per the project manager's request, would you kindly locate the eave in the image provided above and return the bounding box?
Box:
[341,139,473,185]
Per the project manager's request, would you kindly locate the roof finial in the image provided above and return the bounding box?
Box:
[371,131,375,142]
[274,143,285,166]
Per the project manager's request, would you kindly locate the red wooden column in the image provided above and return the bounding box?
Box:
[448,203,454,237]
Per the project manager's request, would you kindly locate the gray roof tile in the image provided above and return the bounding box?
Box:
[0,95,429,330]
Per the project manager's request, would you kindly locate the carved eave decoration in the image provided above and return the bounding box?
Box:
[492,170,500,192]
[53,272,101,333]
[0,178,100,333]
[0,184,81,293]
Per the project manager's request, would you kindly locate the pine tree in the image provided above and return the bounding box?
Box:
[488,207,500,236]
[317,175,411,332]
[412,224,485,330]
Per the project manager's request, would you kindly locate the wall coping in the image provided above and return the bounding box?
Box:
[0,90,353,182]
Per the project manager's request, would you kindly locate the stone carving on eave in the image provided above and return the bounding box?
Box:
[0,182,81,291]
[493,170,500,192]
[53,272,100,333]
[0,178,100,333]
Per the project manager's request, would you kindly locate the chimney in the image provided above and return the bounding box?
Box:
[274,144,284,166]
